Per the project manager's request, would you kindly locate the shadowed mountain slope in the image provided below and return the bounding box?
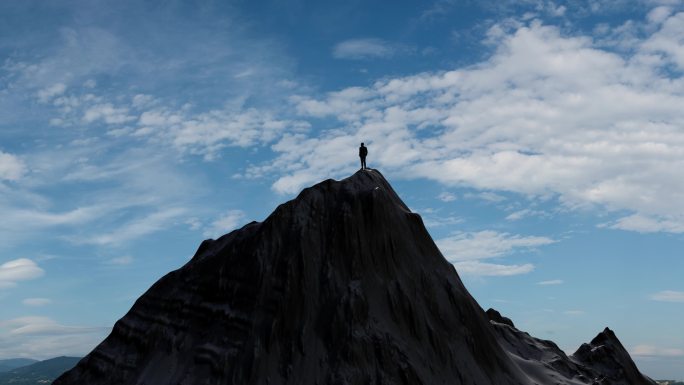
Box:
[55,169,524,385]
[55,170,653,385]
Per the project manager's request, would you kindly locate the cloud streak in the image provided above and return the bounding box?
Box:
[651,290,684,303]
[0,317,109,359]
[333,38,399,60]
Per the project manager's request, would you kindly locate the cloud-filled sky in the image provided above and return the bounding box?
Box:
[1,0,683,379]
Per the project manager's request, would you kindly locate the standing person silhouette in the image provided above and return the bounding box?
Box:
[359,142,368,170]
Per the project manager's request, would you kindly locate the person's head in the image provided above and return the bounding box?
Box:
[361,142,365,146]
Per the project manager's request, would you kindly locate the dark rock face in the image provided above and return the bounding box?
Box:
[486,308,515,328]
[488,309,656,385]
[54,170,525,385]
[573,328,656,385]
[54,170,655,385]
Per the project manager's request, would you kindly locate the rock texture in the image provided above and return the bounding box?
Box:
[487,309,656,385]
[55,169,654,385]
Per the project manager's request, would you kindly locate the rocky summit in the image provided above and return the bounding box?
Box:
[54,169,654,385]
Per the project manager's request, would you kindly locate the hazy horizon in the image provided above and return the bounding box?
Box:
[0,0,683,380]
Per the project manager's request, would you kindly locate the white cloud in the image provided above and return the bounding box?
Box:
[106,256,133,265]
[466,192,507,203]
[563,310,585,315]
[131,94,156,109]
[204,210,245,238]
[37,83,67,103]
[651,290,684,302]
[422,214,463,228]
[130,107,309,160]
[82,103,135,125]
[0,317,108,359]
[2,206,107,228]
[438,192,457,202]
[453,261,534,276]
[538,279,564,285]
[631,344,684,357]
[260,16,684,234]
[0,152,26,181]
[22,298,51,307]
[608,213,684,233]
[506,208,549,221]
[333,38,398,60]
[647,6,673,24]
[642,12,684,69]
[437,230,555,261]
[436,230,553,276]
[0,259,44,288]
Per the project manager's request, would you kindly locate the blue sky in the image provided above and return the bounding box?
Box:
[1,0,683,379]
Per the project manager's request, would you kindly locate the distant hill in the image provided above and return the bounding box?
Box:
[0,357,80,385]
[0,359,38,373]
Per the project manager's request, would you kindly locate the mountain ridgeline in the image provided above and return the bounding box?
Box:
[54,169,655,385]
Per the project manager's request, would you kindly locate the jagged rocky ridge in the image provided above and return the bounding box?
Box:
[486,309,656,385]
[55,170,654,385]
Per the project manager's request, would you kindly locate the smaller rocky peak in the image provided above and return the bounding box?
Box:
[590,327,620,347]
[485,308,515,328]
[572,328,656,385]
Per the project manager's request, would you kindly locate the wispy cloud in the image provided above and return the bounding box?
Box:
[333,38,401,60]
[82,207,187,246]
[0,259,44,288]
[0,151,26,181]
[437,230,555,261]
[105,256,134,266]
[538,279,564,285]
[437,192,457,202]
[436,230,554,276]
[22,298,51,306]
[631,344,684,357]
[506,208,548,221]
[37,83,67,103]
[453,261,534,276]
[651,290,684,303]
[204,210,246,238]
[0,317,109,359]
[607,214,684,233]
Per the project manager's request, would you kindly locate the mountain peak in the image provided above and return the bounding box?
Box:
[573,327,655,385]
[590,327,620,346]
[54,171,655,385]
[55,170,523,385]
